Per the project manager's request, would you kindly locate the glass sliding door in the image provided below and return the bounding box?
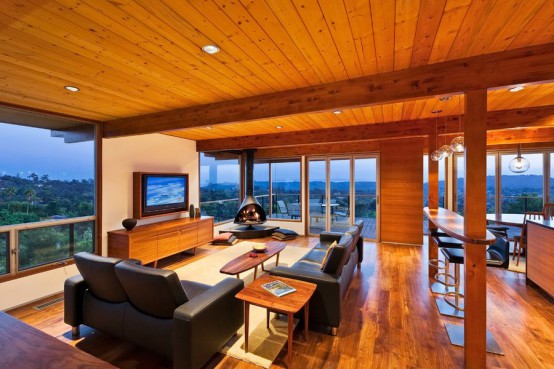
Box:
[308,159,327,234]
[308,156,379,240]
[354,157,378,239]
[330,159,351,233]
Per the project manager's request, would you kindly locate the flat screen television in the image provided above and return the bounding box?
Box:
[133,172,189,218]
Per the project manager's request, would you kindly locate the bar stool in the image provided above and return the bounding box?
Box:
[430,230,464,294]
[435,247,465,318]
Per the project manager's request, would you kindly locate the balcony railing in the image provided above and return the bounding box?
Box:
[0,216,95,276]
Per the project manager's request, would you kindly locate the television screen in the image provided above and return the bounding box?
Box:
[145,175,186,207]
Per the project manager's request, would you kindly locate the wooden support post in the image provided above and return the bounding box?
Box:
[463,90,488,368]
[428,125,439,277]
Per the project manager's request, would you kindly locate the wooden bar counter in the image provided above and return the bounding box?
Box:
[526,220,554,297]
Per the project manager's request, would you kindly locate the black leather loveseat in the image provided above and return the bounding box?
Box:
[64,252,244,369]
[270,220,363,335]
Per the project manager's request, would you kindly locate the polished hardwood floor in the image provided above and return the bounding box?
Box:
[7,237,554,369]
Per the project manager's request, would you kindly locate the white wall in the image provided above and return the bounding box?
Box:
[0,133,198,311]
[102,134,199,254]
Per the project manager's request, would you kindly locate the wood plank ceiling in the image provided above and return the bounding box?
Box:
[0,0,553,140]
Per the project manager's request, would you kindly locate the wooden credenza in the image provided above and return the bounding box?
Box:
[108,216,214,266]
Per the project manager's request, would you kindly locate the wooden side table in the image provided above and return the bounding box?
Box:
[235,275,316,367]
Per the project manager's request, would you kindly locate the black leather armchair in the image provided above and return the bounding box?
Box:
[64,252,244,369]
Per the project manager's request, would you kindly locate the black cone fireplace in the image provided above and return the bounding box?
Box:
[234,149,267,226]
[220,149,278,239]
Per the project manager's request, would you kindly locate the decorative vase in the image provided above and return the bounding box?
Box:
[195,208,201,218]
[189,204,195,217]
[122,218,137,231]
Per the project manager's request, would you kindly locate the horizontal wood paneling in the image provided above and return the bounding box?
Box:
[380,137,424,245]
[194,105,554,151]
[0,1,552,140]
[103,44,554,137]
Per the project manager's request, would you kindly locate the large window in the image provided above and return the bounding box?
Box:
[454,150,550,215]
[254,159,301,220]
[0,122,95,276]
[0,232,8,275]
[423,155,445,208]
[500,152,543,213]
[550,152,554,201]
[199,152,241,223]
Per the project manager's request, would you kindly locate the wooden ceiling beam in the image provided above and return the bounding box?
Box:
[196,105,554,151]
[103,43,554,138]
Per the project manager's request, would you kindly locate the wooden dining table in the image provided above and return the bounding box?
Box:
[486,213,526,227]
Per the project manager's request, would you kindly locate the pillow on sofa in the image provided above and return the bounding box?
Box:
[320,241,337,270]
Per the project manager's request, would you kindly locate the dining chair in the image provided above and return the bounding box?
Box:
[512,211,543,266]
[542,203,554,220]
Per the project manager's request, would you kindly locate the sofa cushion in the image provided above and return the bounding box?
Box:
[321,234,353,275]
[115,261,189,319]
[320,241,337,270]
[181,280,211,300]
[74,252,127,303]
[300,248,328,264]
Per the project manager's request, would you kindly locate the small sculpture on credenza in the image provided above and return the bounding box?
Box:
[189,204,195,218]
[195,207,201,218]
[122,218,137,231]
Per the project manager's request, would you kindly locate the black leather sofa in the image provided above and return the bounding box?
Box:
[269,220,363,335]
[64,252,244,369]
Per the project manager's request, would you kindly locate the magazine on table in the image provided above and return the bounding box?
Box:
[261,280,296,297]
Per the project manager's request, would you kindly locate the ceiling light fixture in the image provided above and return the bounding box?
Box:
[438,98,453,159]
[430,114,443,162]
[508,144,530,173]
[275,125,283,129]
[202,44,220,54]
[450,94,465,153]
[64,85,80,92]
[333,110,342,115]
[205,126,213,130]
[509,85,524,92]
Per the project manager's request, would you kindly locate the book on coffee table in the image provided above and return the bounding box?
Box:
[261,280,297,297]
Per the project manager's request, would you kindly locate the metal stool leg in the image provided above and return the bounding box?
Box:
[435,262,464,318]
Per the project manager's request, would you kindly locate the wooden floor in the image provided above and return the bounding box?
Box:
[7,237,554,369]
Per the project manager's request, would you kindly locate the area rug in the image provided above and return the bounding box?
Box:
[175,241,310,368]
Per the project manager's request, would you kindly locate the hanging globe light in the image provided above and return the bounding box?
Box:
[508,144,530,173]
[439,144,454,158]
[450,135,464,152]
[431,150,443,161]
[450,95,464,153]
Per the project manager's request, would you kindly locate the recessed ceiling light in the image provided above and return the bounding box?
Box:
[333,110,342,115]
[509,85,524,92]
[275,125,283,129]
[64,85,80,92]
[431,109,442,114]
[202,44,220,54]
[205,126,213,130]
[439,96,451,101]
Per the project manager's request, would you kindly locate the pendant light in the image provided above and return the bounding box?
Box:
[431,114,443,161]
[438,97,453,158]
[450,94,464,152]
[508,144,530,173]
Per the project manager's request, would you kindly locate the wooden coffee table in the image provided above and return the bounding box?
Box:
[235,275,317,367]
[220,241,285,280]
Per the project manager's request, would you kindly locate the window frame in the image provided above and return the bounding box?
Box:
[198,152,242,225]
[0,120,99,282]
[452,147,553,216]
[255,158,302,222]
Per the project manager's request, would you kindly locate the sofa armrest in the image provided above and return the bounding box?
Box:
[64,274,87,328]
[319,231,344,243]
[173,278,244,369]
[269,266,342,327]
[357,237,364,264]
